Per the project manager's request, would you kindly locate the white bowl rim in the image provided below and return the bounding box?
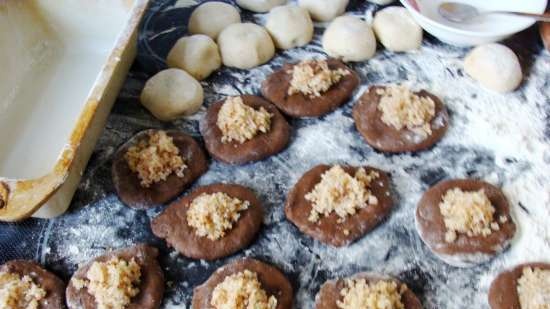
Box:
[400,0,548,38]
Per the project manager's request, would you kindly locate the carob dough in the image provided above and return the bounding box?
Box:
[415,179,516,267]
[112,129,208,209]
[200,95,291,165]
[151,183,263,260]
[285,164,393,247]
[352,85,449,153]
[191,258,293,309]
[541,19,550,51]
[66,244,164,309]
[488,262,550,309]
[261,59,359,117]
[315,272,422,309]
[0,260,66,309]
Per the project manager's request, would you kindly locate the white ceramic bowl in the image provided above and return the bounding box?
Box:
[400,0,548,46]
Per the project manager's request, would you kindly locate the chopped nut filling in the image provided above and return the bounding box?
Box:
[517,267,550,309]
[72,258,141,309]
[376,85,436,137]
[439,188,500,243]
[306,165,379,223]
[187,192,250,240]
[125,130,186,188]
[217,96,273,144]
[287,60,350,98]
[337,278,406,309]
[0,272,47,309]
[210,270,277,309]
[0,182,8,209]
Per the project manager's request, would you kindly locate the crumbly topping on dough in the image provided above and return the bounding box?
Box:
[217,96,273,144]
[187,192,250,240]
[439,188,500,243]
[337,278,406,309]
[210,270,277,309]
[306,165,379,223]
[125,130,186,188]
[287,60,350,98]
[72,257,141,309]
[376,85,436,137]
[517,267,550,309]
[0,272,47,309]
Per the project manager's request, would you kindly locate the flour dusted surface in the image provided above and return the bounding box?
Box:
[30,1,550,309]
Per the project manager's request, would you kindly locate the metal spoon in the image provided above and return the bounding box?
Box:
[438,2,550,23]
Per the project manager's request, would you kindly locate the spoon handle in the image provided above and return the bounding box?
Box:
[495,11,550,23]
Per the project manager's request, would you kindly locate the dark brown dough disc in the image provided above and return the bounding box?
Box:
[488,262,550,309]
[112,129,208,209]
[541,16,550,51]
[66,244,164,309]
[0,260,66,309]
[191,258,293,309]
[151,183,263,260]
[200,95,291,165]
[261,59,360,118]
[285,164,393,247]
[352,85,449,153]
[315,272,422,309]
[415,179,516,267]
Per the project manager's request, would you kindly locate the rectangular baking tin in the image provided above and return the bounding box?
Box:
[0,0,149,221]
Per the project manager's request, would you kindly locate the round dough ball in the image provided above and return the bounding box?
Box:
[298,0,348,22]
[373,6,422,52]
[188,2,241,39]
[218,23,275,69]
[367,0,395,4]
[464,43,523,93]
[322,16,376,62]
[166,35,221,80]
[236,0,287,12]
[265,5,314,49]
[140,69,204,121]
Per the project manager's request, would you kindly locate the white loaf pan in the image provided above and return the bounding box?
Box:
[0,0,149,221]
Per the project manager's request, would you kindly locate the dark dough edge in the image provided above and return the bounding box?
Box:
[488,262,550,309]
[415,179,516,267]
[151,183,264,260]
[0,260,66,309]
[112,129,208,209]
[285,164,393,247]
[261,59,360,118]
[315,272,423,309]
[200,95,291,165]
[191,258,293,309]
[66,244,165,309]
[352,85,449,153]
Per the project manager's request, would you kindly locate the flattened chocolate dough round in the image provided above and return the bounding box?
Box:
[352,85,449,153]
[285,164,393,247]
[192,258,293,309]
[200,95,291,165]
[151,183,263,260]
[66,244,164,309]
[488,262,550,309]
[0,260,66,309]
[416,179,516,267]
[112,129,208,209]
[541,17,550,51]
[261,59,360,117]
[316,272,422,309]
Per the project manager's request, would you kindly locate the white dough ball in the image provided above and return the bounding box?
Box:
[464,43,523,93]
[236,0,287,12]
[140,69,204,121]
[322,15,376,62]
[367,0,395,4]
[265,5,314,49]
[166,35,221,80]
[372,6,422,52]
[218,23,275,69]
[298,0,349,22]
[188,2,241,39]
